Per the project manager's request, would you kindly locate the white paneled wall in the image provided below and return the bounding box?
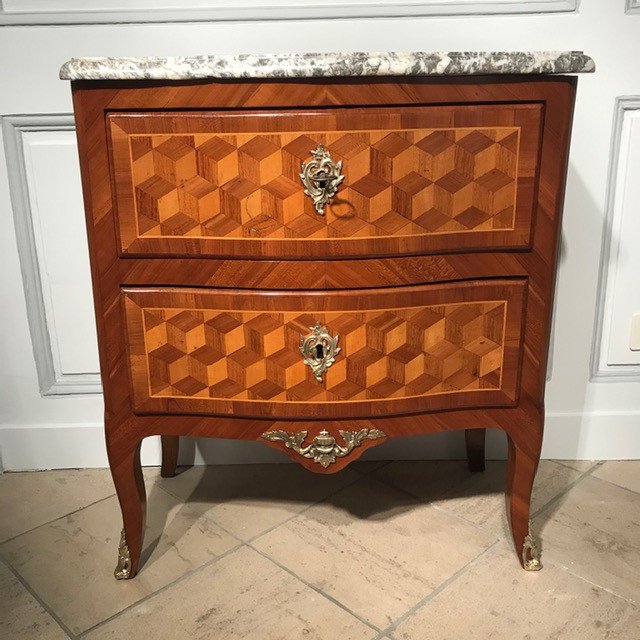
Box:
[593,100,640,376]
[4,117,101,395]
[0,0,579,24]
[0,0,639,469]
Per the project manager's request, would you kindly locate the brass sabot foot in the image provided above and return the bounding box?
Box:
[114,528,132,580]
[522,523,542,571]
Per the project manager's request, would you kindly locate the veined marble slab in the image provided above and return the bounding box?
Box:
[60,51,595,81]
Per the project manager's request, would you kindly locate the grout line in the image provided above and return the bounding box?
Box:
[365,465,503,539]
[372,628,395,640]
[145,476,192,505]
[247,542,382,635]
[543,557,640,607]
[77,540,245,638]
[531,461,640,606]
[530,460,605,519]
[149,461,503,551]
[429,501,502,534]
[378,540,501,638]
[145,466,362,546]
[0,554,78,640]
[554,460,600,471]
[541,532,640,605]
[8,460,632,638]
[583,469,640,497]
[353,460,394,476]
[144,473,190,504]
[0,493,116,546]
[79,468,374,635]
[240,470,368,545]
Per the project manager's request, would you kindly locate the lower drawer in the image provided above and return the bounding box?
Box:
[123,279,526,419]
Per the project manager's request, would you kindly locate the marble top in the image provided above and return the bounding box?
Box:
[60,51,595,81]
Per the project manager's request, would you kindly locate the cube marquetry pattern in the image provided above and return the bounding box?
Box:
[127,127,520,239]
[138,301,507,402]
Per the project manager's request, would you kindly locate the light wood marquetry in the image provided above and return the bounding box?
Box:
[123,279,525,418]
[109,104,542,258]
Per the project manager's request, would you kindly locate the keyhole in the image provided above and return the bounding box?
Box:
[315,343,324,359]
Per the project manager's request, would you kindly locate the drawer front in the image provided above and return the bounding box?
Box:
[123,279,526,418]
[109,104,542,258]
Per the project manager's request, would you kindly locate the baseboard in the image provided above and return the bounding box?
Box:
[1,412,638,471]
[540,411,640,459]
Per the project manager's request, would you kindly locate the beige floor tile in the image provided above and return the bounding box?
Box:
[253,476,495,629]
[1,487,239,634]
[142,465,162,481]
[0,469,114,542]
[154,463,360,540]
[394,542,640,640]
[350,460,392,474]
[555,459,599,472]
[535,475,640,604]
[375,460,583,538]
[83,546,375,640]
[592,461,640,494]
[0,562,69,640]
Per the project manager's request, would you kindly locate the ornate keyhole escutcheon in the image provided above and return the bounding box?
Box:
[299,144,345,215]
[300,322,341,383]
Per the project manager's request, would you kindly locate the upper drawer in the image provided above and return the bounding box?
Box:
[109,104,542,259]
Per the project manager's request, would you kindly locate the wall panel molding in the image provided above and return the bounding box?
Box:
[2,114,102,396]
[591,97,640,381]
[626,0,640,14]
[0,0,578,25]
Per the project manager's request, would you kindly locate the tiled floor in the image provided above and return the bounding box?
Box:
[1,460,638,639]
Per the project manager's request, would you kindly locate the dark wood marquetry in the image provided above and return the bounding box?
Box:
[70,75,577,578]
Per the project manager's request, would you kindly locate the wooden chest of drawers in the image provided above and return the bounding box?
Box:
[63,51,591,579]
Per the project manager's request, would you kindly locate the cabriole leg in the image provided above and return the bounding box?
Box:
[106,433,146,580]
[465,428,486,472]
[160,435,180,478]
[506,430,543,571]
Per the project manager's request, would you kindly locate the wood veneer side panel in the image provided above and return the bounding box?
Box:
[71,84,151,567]
[71,84,133,431]
[517,77,577,411]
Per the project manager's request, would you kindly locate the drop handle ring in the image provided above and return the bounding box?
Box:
[300,144,345,215]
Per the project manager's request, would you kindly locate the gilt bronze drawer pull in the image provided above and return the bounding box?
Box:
[300,144,344,215]
[262,428,386,468]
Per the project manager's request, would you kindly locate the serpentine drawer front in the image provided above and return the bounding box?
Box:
[109,104,542,258]
[123,279,526,418]
[62,51,593,579]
